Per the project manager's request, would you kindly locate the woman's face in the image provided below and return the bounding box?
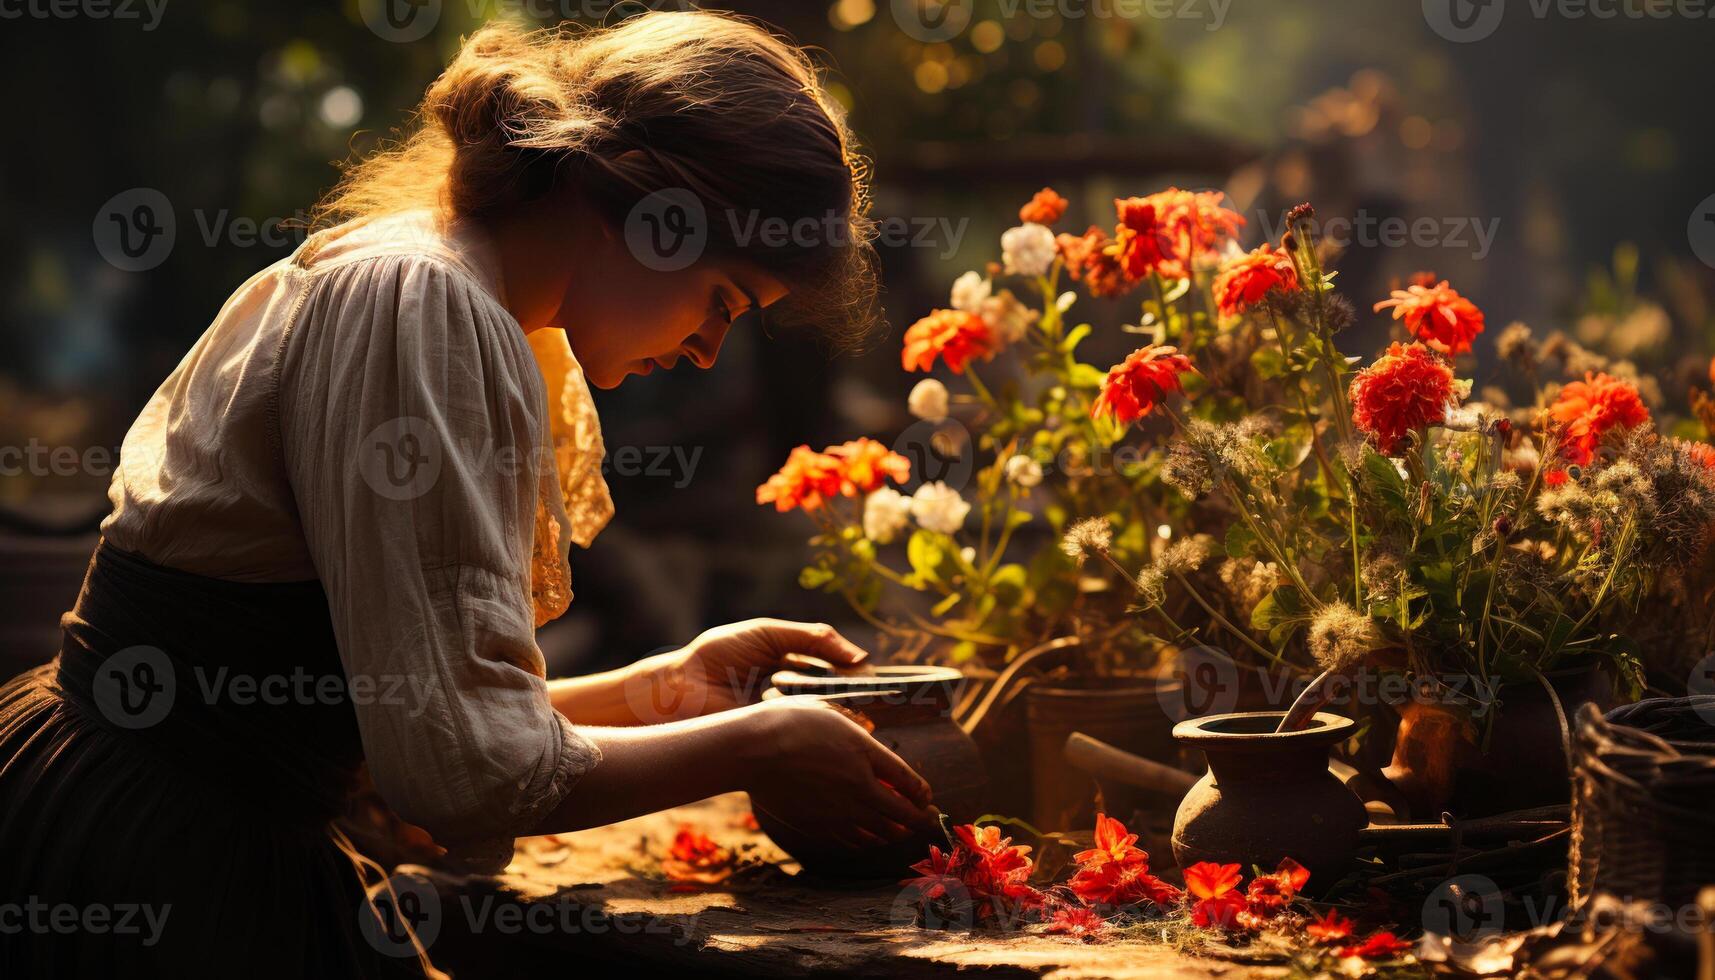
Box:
[550,228,790,390]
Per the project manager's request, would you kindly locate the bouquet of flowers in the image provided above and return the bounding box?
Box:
[756,187,1265,677]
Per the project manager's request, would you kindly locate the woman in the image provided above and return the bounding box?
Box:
[0,12,934,977]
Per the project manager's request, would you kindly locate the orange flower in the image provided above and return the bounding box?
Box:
[1242,857,1309,919]
[1114,189,1246,281]
[826,438,910,495]
[1306,909,1355,944]
[1212,242,1299,317]
[1373,280,1486,355]
[1348,342,1457,455]
[1057,226,1136,298]
[755,445,845,513]
[1546,372,1650,467]
[1341,931,1413,960]
[902,308,997,374]
[1020,187,1070,225]
[1066,814,1181,909]
[901,824,1044,926]
[1184,861,1247,930]
[662,824,734,889]
[1044,904,1110,941]
[1678,439,1715,472]
[1091,345,1194,425]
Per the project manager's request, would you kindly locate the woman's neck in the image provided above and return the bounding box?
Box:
[485,196,596,334]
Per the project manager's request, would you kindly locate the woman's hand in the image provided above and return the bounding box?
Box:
[624,619,869,722]
[733,695,936,849]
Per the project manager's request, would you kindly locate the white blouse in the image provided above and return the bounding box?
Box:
[102,211,614,871]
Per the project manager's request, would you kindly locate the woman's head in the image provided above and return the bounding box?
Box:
[316,11,879,388]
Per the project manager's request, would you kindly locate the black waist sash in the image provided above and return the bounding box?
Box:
[54,540,364,824]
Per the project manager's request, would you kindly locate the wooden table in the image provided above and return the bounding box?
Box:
[415,794,1274,979]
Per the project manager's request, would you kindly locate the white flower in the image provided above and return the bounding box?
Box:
[979,289,1039,345]
[950,271,991,312]
[908,378,950,423]
[1004,454,1043,488]
[959,546,977,566]
[910,481,971,535]
[1001,223,1056,277]
[862,487,912,544]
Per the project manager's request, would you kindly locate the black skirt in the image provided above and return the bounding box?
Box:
[0,542,440,978]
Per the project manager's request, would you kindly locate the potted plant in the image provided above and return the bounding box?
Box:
[1064,203,1715,817]
[754,188,1297,829]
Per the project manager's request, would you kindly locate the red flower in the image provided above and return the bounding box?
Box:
[1114,197,1186,281]
[1546,372,1650,467]
[902,825,1045,927]
[1066,815,1181,909]
[1091,345,1195,425]
[1348,341,1457,455]
[755,445,846,513]
[1184,861,1247,930]
[1057,226,1136,298]
[1373,280,1486,356]
[902,309,998,374]
[1341,931,1413,960]
[825,438,910,495]
[662,824,734,889]
[1306,909,1355,945]
[1044,904,1110,941]
[1242,857,1310,919]
[1678,439,1715,473]
[1212,242,1299,317]
[1020,187,1070,225]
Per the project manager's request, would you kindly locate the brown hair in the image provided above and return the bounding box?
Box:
[314,11,879,347]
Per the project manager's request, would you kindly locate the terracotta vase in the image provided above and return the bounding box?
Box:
[753,666,987,878]
[1024,678,1182,832]
[1171,711,1367,887]
[1383,667,1616,818]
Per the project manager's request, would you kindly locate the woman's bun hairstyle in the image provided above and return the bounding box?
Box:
[317,11,878,348]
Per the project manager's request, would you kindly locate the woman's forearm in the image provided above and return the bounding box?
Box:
[546,661,650,726]
[529,711,756,834]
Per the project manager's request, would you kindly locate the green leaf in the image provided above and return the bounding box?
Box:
[1069,362,1108,390]
[907,530,950,585]
[798,566,834,590]
[930,591,962,617]
[1224,522,1257,559]
[1250,345,1288,381]
[1251,586,1311,646]
[1060,324,1092,354]
[989,563,1028,604]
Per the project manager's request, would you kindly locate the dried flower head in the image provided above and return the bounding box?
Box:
[1496,321,1539,371]
[1134,567,1166,607]
[1159,535,1215,576]
[1062,517,1113,562]
[1218,558,1277,612]
[1308,602,1381,672]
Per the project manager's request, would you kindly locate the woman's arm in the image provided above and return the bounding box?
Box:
[547,619,871,726]
[531,695,936,846]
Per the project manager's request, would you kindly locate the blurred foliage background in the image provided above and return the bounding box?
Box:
[3,0,1713,674]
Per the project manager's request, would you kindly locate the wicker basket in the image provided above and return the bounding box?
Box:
[1568,696,1715,912]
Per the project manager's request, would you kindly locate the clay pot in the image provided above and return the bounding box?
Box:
[1171,711,1367,886]
[1384,668,1616,817]
[1025,678,1181,832]
[754,666,986,878]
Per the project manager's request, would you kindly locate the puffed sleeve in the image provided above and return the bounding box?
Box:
[276,251,601,870]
